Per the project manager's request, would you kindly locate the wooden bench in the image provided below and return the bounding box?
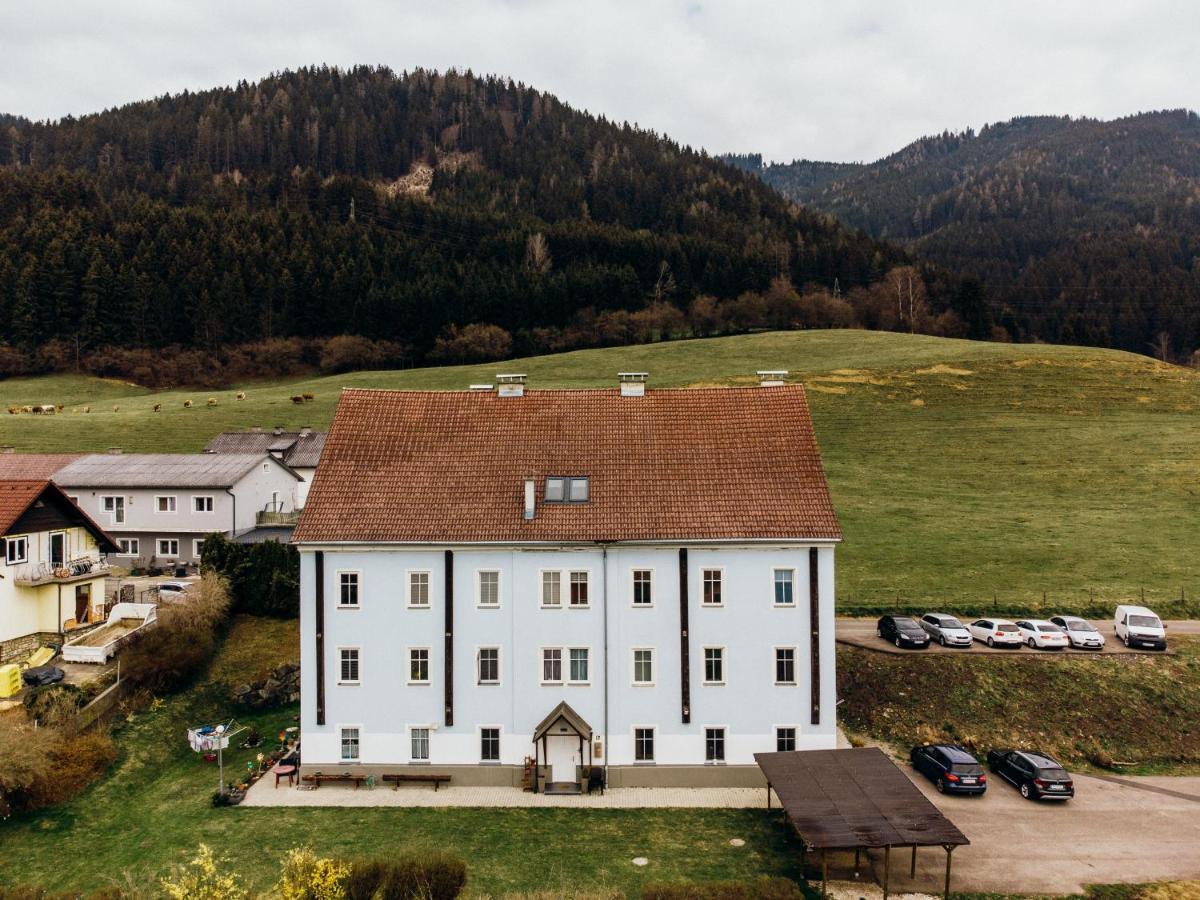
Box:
[301,772,368,790]
[382,773,452,792]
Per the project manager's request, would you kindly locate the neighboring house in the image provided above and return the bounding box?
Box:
[54,453,301,568]
[0,479,119,662]
[204,427,326,508]
[293,374,841,790]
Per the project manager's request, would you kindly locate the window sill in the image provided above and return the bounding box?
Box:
[478,682,500,687]
[633,761,656,766]
[476,604,501,610]
[631,604,654,610]
[773,604,796,609]
[337,605,361,611]
[632,683,655,688]
[337,681,361,686]
[703,682,725,687]
[407,605,431,610]
[540,605,562,610]
[568,605,591,610]
[568,681,591,687]
[775,682,797,687]
[407,681,431,687]
[701,604,725,609]
[540,682,564,687]
[704,760,727,766]
[479,760,502,766]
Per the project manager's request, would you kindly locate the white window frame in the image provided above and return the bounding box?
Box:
[631,568,654,607]
[100,495,125,525]
[154,495,177,514]
[116,537,140,557]
[192,495,215,514]
[5,535,29,565]
[477,646,501,685]
[775,725,799,752]
[701,567,725,607]
[409,726,431,763]
[338,646,361,685]
[774,646,798,685]
[703,645,726,685]
[156,538,179,558]
[568,569,591,608]
[632,647,655,686]
[192,539,205,559]
[540,569,562,608]
[407,570,431,608]
[336,570,361,609]
[633,725,656,763]
[772,567,796,607]
[704,726,728,764]
[339,725,361,762]
[476,569,501,608]
[568,647,590,685]
[479,725,502,763]
[408,647,431,685]
[541,647,563,684]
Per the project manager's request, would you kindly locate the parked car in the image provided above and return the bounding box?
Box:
[987,749,1074,800]
[22,665,65,687]
[968,618,1023,648]
[1049,616,1106,650]
[877,615,930,649]
[919,613,973,647]
[1114,605,1167,650]
[1015,619,1069,650]
[910,744,987,795]
[156,581,192,597]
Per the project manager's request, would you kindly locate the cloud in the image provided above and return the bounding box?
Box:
[0,0,1195,161]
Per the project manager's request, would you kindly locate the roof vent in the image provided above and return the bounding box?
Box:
[469,383,494,392]
[496,374,527,397]
[619,372,648,397]
[107,447,123,455]
[273,425,284,435]
[757,370,789,387]
[299,425,312,436]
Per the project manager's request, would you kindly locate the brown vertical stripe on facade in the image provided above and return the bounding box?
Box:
[315,550,325,726]
[679,547,691,724]
[444,549,454,727]
[808,547,820,726]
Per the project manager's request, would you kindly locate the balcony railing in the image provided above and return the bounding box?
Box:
[14,556,110,587]
[256,500,300,527]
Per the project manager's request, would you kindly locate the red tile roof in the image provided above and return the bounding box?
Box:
[295,385,841,544]
[0,454,84,480]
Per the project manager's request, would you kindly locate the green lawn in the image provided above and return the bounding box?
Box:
[0,617,807,897]
[3,330,1199,610]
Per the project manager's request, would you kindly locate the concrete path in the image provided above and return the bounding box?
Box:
[836,617,1192,656]
[242,780,767,809]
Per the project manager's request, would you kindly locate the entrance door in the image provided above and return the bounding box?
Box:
[546,735,578,784]
[74,584,91,623]
[50,532,66,568]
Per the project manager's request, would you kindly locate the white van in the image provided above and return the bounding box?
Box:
[1113,605,1167,650]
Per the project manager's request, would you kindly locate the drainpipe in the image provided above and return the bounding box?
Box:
[225,488,237,539]
[57,584,63,638]
[601,543,610,789]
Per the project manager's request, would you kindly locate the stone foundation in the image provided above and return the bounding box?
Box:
[296,762,767,789]
[0,631,60,664]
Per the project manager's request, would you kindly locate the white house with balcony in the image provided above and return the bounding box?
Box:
[293,373,842,791]
[0,479,120,662]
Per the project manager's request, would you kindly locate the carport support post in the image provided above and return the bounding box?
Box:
[883,845,890,899]
[943,845,955,899]
[910,844,917,877]
[820,849,827,898]
[853,847,860,877]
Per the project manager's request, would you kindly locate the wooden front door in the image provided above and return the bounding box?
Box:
[74,584,91,623]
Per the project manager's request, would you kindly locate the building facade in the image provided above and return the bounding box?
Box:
[294,376,841,788]
[204,427,326,508]
[0,480,119,662]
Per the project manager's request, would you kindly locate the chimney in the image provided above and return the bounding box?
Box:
[107,447,123,455]
[523,478,536,520]
[468,383,494,392]
[496,374,527,397]
[0,446,14,454]
[250,425,263,433]
[757,370,789,387]
[299,425,312,436]
[273,425,284,435]
[619,372,648,397]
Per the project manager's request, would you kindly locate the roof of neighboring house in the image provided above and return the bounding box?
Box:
[294,385,841,544]
[204,430,326,469]
[232,525,296,544]
[0,479,121,551]
[54,453,300,488]
[0,453,86,480]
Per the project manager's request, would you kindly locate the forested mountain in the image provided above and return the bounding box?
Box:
[748,111,1200,359]
[2,65,984,385]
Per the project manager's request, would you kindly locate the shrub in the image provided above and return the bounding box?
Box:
[276,847,350,900]
[121,573,231,692]
[23,683,85,725]
[160,844,247,900]
[344,852,467,900]
[28,730,117,808]
[0,722,116,816]
[642,879,805,900]
[429,323,513,363]
[201,534,299,618]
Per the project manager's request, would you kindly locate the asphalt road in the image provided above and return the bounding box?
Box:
[836,617,1195,656]
[862,767,1200,895]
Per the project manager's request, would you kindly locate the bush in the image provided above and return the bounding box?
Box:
[344,852,468,900]
[28,730,117,808]
[642,879,805,900]
[121,573,231,692]
[0,721,116,816]
[276,847,350,900]
[201,534,299,618]
[160,844,247,900]
[23,683,85,725]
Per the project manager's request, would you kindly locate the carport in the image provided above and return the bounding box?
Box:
[755,748,969,899]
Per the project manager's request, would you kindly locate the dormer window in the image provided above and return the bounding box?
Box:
[545,476,588,503]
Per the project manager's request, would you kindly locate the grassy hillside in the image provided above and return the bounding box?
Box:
[3,330,1198,610]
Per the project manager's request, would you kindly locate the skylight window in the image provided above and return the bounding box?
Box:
[545,476,589,503]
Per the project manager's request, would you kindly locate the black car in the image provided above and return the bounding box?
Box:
[987,749,1074,800]
[910,744,987,795]
[21,665,65,687]
[877,615,930,649]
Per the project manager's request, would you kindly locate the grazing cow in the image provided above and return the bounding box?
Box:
[7,407,18,415]
[112,405,119,412]
[207,398,218,406]
[153,404,162,412]
[302,392,315,401]
[236,391,246,401]
[82,406,90,413]
[183,400,193,408]
[291,395,304,404]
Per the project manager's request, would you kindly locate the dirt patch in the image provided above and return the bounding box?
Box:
[910,398,925,407]
[914,364,974,376]
[808,384,849,395]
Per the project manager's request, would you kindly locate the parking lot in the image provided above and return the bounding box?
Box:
[860,766,1200,895]
[836,617,1195,656]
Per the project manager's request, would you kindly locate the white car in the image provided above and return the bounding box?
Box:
[968,618,1023,648]
[1114,605,1167,650]
[156,580,192,597]
[1015,619,1069,650]
[1049,616,1106,650]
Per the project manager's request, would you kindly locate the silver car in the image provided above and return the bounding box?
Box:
[920,613,973,647]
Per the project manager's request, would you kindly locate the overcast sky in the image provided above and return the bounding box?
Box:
[1,1,1196,163]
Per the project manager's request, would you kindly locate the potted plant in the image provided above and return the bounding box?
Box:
[579,765,591,793]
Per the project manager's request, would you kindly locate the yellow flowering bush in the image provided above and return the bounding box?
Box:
[276,846,350,900]
[160,844,248,900]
